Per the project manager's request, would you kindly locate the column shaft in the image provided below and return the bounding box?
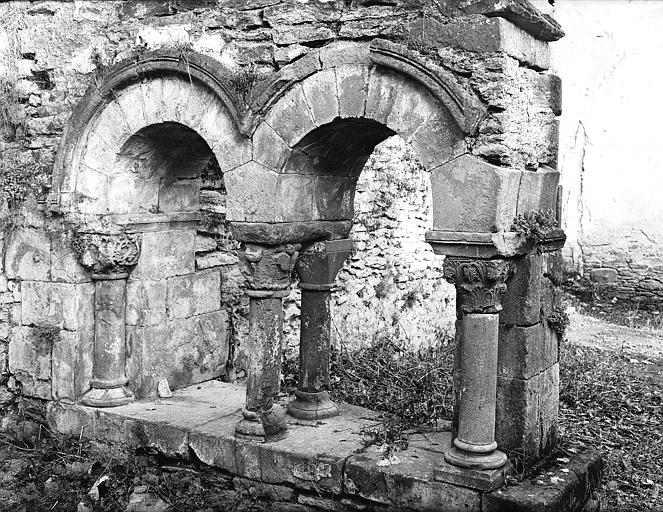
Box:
[91,277,128,388]
[456,313,499,450]
[299,288,331,393]
[245,295,284,414]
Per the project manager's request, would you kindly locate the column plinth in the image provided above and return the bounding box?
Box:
[287,240,353,421]
[75,233,141,408]
[235,244,299,442]
[441,257,514,471]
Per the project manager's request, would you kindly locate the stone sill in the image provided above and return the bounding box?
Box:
[46,380,599,512]
[63,211,201,233]
[426,230,566,259]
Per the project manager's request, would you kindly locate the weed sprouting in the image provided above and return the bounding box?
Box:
[511,209,558,245]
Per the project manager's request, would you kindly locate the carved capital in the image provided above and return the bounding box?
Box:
[239,243,301,293]
[295,239,354,290]
[443,258,515,314]
[75,233,141,277]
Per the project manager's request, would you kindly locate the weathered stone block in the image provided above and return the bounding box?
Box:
[383,78,438,142]
[200,189,226,215]
[540,362,559,453]
[498,322,558,380]
[252,122,292,172]
[126,279,167,327]
[590,268,618,284]
[52,328,94,402]
[300,68,339,127]
[224,162,279,223]
[21,281,95,330]
[107,174,160,214]
[500,253,542,326]
[5,228,51,281]
[496,363,559,456]
[265,84,316,147]
[158,179,201,212]
[366,67,402,127]
[319,40,370,68]
[51,241,90,284]
[344,449,482,511]
[8,326,53,400]
[195,234,218,253]
[132,229,195,279]
[127,310,229,397]
[517,167,560,214]
[430,154,520,232]
[336,65,369,119]
[532,73,562,116]
[272,24,334,45]
[196,251,240,269]
[434,16,550,70]
[234,477,297,502]
[166,269,221,319]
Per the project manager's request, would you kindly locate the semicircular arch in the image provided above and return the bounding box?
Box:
[50,50,250,214]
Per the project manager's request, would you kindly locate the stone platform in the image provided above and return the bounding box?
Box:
[45,381,601,512]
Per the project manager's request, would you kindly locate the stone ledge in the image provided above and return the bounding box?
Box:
[45,381,599,512]
[483,450,603,512]
[460,0,565,42]
[426,230,566,259]
[417,15,550,71]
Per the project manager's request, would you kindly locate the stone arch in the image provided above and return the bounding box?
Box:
[229,40,491,243]
[50,50,250,214]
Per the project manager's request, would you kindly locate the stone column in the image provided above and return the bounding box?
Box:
[442,257,514,470]
[287,239,353,420]
[76,233,141,407]
[235,243,299,442]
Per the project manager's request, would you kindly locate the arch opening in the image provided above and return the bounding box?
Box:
[285,118,396,177]
[116,122,214,181]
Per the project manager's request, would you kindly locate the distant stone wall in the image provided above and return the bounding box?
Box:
[583,242,663,308]
[539,0,663,308]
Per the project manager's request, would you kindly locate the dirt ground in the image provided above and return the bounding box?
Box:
[567,306,663,362]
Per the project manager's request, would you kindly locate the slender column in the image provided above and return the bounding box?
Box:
[76,233,141,407]
[235,243,299,442]
[287,240,353,420]
[442,257,514,470]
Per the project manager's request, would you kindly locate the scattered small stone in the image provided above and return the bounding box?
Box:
[157,379,173,398]
[88,475,110,501]
[44,476,59,493]
[126,489,172,512]
[77,502,92,512]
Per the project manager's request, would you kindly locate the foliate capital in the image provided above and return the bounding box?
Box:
[74,233,141,277]
[239,243,301,292]
[443,258,515,314]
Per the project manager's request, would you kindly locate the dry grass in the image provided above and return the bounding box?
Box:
[558,341,663,511]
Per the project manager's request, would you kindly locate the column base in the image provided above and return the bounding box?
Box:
[287,390,339,420]
[235,408,266,442]
[81,385,134,407]
[444,444,507,470]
